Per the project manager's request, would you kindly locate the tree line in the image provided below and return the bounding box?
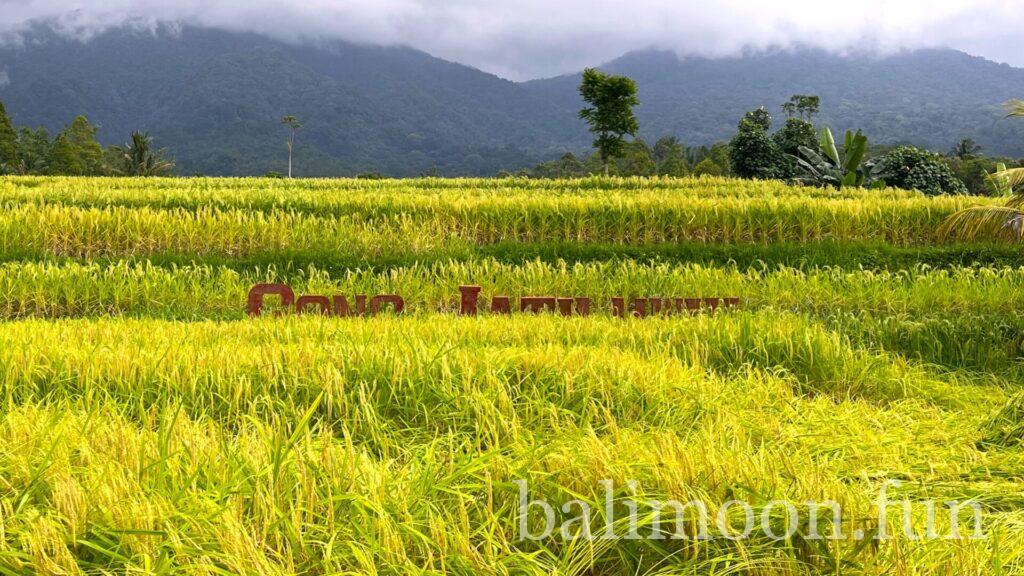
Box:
[3,76,1019,194]
[0,103,174,176]
[522,69,1021,197]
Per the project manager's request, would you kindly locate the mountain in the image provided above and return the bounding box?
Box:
[1,25,1023,176]
[0,25,577,176]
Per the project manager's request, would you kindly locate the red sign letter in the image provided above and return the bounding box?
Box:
[247,283,295,317]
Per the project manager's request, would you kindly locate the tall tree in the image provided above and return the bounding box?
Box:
[50,116,105,175]
[281,115,302,178]
[0,102,18,174]
[729,108,783,180]
[782,95,820,120]
[774,119,817,157]
[743,107,772,131]
[578,68,640,176]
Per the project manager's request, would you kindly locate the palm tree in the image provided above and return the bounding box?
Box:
[950,138,982,159]
[939,100,1024,242]
[1002,99,1024,186]
[281,115,302,178]
[114,131,174,176]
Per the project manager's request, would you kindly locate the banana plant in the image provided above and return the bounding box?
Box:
[791,127,884,189]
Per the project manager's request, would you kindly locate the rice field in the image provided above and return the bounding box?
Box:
[0,175,1022,575]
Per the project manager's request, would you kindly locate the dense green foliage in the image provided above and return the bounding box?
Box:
[0,110,175,177]
[0,26,571,177]
[774,118,817,156]
[528,137,715,177]
[49,116,105,176]
[531,47,1024,159]
[780,94,820,119]
[945,153,1023,195]
[14,126,52,174]
[729,108,784,179]
[0,102,18,173]
[878,146,970,195]
[692,157,722,176]
[650,136,688,175]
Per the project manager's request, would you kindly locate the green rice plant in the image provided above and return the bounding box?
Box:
[0,177,1003,264]
[0,315,1017,574]
[1,259,1022,321]
[0,175,1020,574]
[981,391,1024,449]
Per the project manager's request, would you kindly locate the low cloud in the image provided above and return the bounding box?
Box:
[0,1,1022,80]
[0,68,9,88]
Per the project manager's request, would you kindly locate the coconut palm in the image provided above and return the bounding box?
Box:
[939,100,1024,242]
[113,131,174,176]
[281,115,302,178]
[950,138,982,160]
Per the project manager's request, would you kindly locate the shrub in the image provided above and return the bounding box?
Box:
[878,146,967,195]
[692,158,723,177]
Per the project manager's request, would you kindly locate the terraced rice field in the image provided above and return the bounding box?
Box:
[0,175,1021,574]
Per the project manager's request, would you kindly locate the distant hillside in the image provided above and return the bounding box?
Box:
[1,26,1023,176]
[0,25,577,176]
[526,47,1024,158]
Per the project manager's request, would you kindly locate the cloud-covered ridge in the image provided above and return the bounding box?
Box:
[1,0,1022,80]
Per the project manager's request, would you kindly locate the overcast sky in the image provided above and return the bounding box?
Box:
[1,0,1022,80]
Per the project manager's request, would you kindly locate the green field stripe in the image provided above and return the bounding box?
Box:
[0,241,1023,271]
[0,258,1021,317]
